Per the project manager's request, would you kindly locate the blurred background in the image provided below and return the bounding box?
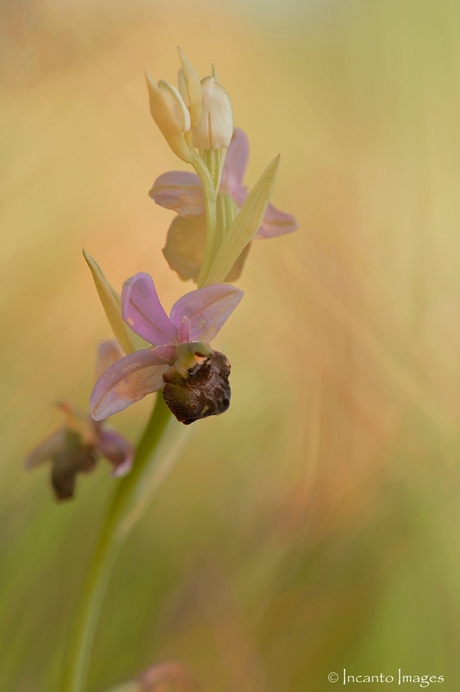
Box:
[2,0,460,689]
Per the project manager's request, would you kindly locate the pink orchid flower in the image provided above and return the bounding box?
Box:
[90,273,243,424]
[25,342,135,501]
[149,127,299,281]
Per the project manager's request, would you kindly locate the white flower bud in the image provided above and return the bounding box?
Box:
[145,72,192,162]
[191,76,233,150]
[177,47,202,128]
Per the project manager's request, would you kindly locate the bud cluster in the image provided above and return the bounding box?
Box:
[146,49,233,163]
[146,51,298,292]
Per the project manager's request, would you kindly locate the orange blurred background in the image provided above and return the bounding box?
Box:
[2,0,460,690]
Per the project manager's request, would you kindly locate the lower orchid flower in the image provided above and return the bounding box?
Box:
[149,127,299,281]
[90,272,243,424]
[103,660,199,692]
[25,342,135,501]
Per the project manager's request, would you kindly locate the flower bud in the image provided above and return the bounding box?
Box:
[177,47,202,128]
[145,72,192,162]
[162,349,231,424]
[191,76,233,150]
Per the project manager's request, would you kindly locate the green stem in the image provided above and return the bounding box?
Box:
[191,153,217,288]
[61,395,171,692]
[200,149,225,191]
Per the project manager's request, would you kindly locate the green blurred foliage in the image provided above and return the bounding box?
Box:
[2,0,460,690]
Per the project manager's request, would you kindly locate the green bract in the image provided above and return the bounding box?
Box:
[83,250,148,355]
[203,154,280,285]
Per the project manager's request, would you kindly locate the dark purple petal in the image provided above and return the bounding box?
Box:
[90,349,169,420]
[97,429,135,477]
[149,171,205,217]
[256,202,300,239]
[170,284,243,343]
[122,273,178,345]
[221,128,249,203]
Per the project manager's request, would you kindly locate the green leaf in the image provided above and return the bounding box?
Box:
[83,249,148,355]
[203,155,280,285]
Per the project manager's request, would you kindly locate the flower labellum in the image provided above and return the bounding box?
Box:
[163,347,231,425]
[191,76,233,150]
[48,428,98,502]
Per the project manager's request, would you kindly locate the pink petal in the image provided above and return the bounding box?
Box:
[24,427,67,469]
[170,284,244,343]
[149,171,205,217]
[90,349,169,420]
[122,273,178,346]
[256,202,300,239]
[178,316,192,342]
[97,429,135,477]
[220,128,249,205]
[255,204,299,238]
[151,343,177,362]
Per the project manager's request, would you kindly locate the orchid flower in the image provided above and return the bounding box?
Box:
[149,127,299,281]
[90,273,243,425]
[25,342,134,501]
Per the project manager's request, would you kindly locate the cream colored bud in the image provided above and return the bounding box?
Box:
[211,63,220,81]
[158,80,191,131]
[191,76,233,150]
[177,47,202,128]
[145,72,192,162]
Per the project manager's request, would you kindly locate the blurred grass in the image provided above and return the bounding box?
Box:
[2,0,460,690]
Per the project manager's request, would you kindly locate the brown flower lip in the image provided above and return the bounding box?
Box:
[162,350,231,425]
